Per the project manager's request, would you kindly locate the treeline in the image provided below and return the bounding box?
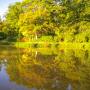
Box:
[0,0,90,42]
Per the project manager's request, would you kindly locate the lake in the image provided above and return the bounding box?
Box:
[0,46,90,90]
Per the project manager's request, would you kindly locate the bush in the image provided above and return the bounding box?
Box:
[0,32,7,40]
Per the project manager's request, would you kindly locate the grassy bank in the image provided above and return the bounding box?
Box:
[0,41,90,50]
[15,42,90,50]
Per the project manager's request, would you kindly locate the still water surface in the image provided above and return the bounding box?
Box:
[0,46,90,90]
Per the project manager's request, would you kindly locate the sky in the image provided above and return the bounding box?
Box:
[0,0,22,18]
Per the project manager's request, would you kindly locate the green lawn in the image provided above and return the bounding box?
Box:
[15,42,90,50]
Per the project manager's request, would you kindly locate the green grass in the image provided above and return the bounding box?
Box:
[15,42,90,50]
[1,39,90,50]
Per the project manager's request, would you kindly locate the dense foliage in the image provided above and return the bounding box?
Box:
[0,0,90,42]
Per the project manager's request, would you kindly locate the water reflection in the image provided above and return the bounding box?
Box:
[0,46,90,90]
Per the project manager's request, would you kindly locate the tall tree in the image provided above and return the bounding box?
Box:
[5,2,23,41]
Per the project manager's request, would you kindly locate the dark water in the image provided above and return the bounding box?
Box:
[0,46,90,90]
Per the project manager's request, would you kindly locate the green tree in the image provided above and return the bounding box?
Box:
[1,0,90,42]
[18,0,90,42]
[5,2,23,41]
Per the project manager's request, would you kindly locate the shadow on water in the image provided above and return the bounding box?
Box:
[0,46,90,90]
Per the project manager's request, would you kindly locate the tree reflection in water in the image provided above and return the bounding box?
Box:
[0,46,90,90]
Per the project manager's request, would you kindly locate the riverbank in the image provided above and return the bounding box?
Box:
[0,41,13,45]
[0,41,90,50]
[15,42,90,50]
